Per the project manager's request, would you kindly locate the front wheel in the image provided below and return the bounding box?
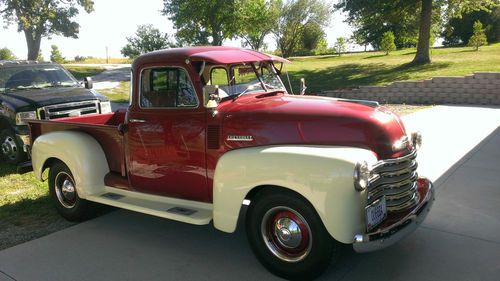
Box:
[0,129,26,164]
[246,189,340,280]
[48,161,92,221]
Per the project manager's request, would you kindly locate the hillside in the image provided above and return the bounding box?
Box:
[285,43,500,93]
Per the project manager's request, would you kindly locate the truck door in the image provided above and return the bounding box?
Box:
[126,66,208,202]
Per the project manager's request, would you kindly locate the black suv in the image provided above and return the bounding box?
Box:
[0,61,111,164]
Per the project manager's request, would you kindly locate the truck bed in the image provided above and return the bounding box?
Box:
[28,110,127,175]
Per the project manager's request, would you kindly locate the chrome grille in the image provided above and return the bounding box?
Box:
[368,150,419,212]
[39,101,99,120]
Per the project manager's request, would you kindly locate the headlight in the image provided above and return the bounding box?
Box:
[15,111,37,125]
[100,101,112,113]
[354,161,372,191]
[411,131,422,150]
[392,136,409,152]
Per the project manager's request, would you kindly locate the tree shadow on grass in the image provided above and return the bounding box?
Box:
[363,54,387,59]
[283,61,451,93]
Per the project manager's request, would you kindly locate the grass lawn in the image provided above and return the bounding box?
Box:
[0,163,73,250]
[65,65,106,80]
[99,81,130,103]
[284,43,500,93]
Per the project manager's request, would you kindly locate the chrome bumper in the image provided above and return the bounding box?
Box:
[353,178,435,253]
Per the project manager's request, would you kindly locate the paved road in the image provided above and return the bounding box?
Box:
[71,64,131,90]
[1,106,499,281]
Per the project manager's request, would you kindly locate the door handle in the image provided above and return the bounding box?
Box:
[129,118,146,123]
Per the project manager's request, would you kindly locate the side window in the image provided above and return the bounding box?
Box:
[210,68,228,85]
[140,67,198,108]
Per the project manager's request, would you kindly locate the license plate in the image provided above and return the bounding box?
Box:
[366,196,387,231]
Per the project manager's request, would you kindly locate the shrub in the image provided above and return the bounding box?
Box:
[380,31,396,55]
[468,21,488,51]
[50,45,65,63]
[0,47,16,60]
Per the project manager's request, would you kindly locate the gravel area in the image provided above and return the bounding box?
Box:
[382,104,434,116]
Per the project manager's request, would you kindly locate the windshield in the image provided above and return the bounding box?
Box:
[0,65,79,93]
[209,62,286,98]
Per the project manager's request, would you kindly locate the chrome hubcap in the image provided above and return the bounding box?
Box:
[275,218,302,248]
[1,136,17,160]
[261,206,312,262]
[55,172,77,208]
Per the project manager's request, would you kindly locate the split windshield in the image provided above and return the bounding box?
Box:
[0,65,79,93]
[209,62,286,98]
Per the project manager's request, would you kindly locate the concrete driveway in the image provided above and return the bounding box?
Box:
[1,105,499,281]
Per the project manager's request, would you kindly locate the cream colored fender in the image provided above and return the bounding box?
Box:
[213,145,378,244]
[31,131,109,198]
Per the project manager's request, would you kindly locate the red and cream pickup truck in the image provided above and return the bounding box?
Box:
[27,47,434,280]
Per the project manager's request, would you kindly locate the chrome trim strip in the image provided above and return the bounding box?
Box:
[372,150,417,168]
[41,100,100,120]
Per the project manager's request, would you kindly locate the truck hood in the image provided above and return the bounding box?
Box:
[218,93,411,159]
[1,87,106,111]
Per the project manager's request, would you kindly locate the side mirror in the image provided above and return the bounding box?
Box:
[299,78,307,95]
[84,77,93,89]
[203,85,220,108]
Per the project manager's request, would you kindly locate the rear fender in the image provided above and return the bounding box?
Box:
[212,145,377,244]
[31,131,109,198]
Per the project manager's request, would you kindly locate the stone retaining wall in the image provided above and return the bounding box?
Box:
[319,72,500,105]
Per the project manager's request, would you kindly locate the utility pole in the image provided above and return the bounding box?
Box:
[106,46,109,64]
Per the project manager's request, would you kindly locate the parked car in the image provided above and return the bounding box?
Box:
[27,47,433,280]
[0,60,111,164]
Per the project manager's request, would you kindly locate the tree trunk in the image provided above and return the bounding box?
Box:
[212,31,222,46]
[412,0,433,64]
[24,28,42,60]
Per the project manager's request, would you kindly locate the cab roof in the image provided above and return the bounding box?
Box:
[132,46,290,68]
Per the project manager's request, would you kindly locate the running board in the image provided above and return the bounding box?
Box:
[86,187,213,225]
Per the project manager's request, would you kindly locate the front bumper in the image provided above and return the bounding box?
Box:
[353,177,434,253]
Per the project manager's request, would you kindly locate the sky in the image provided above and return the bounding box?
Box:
[0,0,354,60]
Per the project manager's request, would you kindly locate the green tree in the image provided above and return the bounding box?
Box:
[273,0,332,58]
[336,0,498,64]
[301,22,326,54]
[0,47,16,60]
[380,31,396,55]
[162,0,240,46]
[239,0,280,50]
[443,7,499,46]
[0,0,94,60]
[468,21,488,50]
[50,45,64,63]
[336,0,422,50]
[121,25,174,59]
[413,0,496,64]
[334,37,347,56]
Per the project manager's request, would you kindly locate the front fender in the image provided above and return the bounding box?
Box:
[32,131,109,198]
[213,145,378,244]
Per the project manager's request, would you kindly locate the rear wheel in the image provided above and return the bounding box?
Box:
[0,128,26,164]
[49,161,92,221]
[246,189,340,280]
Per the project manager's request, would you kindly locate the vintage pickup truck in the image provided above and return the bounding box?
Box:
[27,47,434,280]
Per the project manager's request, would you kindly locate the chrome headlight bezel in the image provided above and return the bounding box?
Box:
[15,111,37,125]
[354,161,372,191]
